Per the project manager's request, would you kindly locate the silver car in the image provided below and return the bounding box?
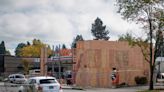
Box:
[18,76,63,92]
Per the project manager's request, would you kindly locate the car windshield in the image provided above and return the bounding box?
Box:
[39,79,57,84]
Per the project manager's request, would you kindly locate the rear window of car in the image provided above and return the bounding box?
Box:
[39,79,57,84]
[15,75,24,78]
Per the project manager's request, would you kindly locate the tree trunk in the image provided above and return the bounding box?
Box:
[149,65,154,90]
[148,16,154,90]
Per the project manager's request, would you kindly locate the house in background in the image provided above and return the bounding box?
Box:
[73,40,149,87]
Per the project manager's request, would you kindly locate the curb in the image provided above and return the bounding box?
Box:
[62,85,84,90]
[62,87,84,90]
[71,87,84,90]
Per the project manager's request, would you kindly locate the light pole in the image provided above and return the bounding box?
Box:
[52,45,55,76]
[58,45,61,83]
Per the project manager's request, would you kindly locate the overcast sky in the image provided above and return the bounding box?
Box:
[0,0,143,55]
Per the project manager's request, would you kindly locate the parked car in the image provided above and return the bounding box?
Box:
[8,74,27,84]
[18,76,63,92]
[29,69,40,77]
[156,73,164,83]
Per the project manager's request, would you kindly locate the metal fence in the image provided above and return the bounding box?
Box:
[0,82,35,92]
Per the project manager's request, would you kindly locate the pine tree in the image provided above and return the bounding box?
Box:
[62,44,67,49]
[0,41,6,55]
[71,35,84,48]
[91,17,109,40]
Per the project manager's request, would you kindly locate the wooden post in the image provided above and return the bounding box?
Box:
[40,47,48,76]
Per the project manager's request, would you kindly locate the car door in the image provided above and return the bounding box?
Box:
[28,79,37,92]
[15,75,22,83]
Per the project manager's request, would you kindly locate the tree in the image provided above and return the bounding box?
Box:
[33,39,42,46]
[22,59,30,75]
[116,0,164,90]
[5,50,11,55]
[55,46,59,52]
[118,32,136,43]
[15,43,27,57]
[118,32,150,63]
[62,44,67,49]
[91,17,109,40]
[19,39,52,58]
[155,10,164,57]
[71,35,84,48]
[27,41,31,46]
[0,41,11,55]
[0,41,6,55]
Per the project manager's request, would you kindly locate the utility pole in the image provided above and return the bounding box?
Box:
[52,45,55,76]
[58,44,61,83]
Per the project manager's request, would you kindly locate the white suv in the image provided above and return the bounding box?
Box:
[8,74,27,84]
[18,76,63,92]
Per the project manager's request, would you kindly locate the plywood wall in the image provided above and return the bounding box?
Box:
[73,40,149,88]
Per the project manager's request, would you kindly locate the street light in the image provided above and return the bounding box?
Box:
[58,44,61,83]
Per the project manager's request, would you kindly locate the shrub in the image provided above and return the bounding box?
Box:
[135,76,148,85]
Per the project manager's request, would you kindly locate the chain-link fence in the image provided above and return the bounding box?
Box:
[0,74,35,92]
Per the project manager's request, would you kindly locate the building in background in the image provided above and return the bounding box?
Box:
[0,49,73,78]
[0,55,23,76]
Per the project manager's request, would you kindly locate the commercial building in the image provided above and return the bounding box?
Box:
[0,55,73,78]
[0,55,23,76]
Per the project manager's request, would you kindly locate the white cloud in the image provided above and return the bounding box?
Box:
[0,0,142,55]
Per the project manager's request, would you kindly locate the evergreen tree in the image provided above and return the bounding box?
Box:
[91,17,109,40]
[62,44,66,49]
[27,41,31,46]
[71,35,84,48]
[15,43,26,57]
[0,41,6,55]
[55,46,59,52]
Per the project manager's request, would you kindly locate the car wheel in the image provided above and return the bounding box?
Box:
[18,90,22,92]
[10,81,13,83]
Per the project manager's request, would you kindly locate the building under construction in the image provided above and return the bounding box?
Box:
[73,40,149,87]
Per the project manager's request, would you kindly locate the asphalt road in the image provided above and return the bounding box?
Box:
[1,82,164,92]
[0,86,148,92]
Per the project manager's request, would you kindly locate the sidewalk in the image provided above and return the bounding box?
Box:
[61,84,164,91]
